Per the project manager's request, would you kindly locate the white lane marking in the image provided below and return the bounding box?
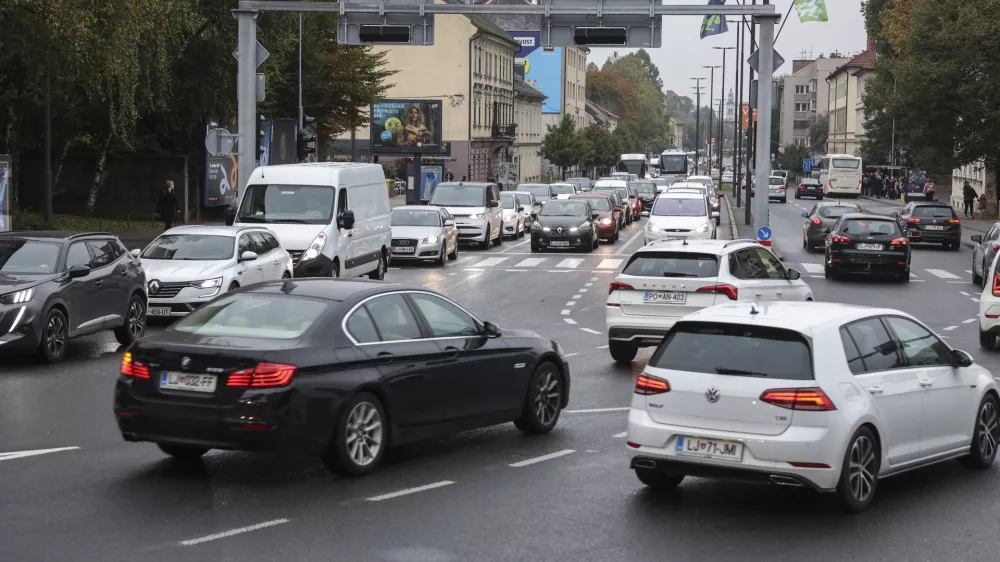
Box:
[499,238,531,253]
[618,229,646,253]
[910,272,920,278]
[809,275,824,279]
[465,268,484,273]
[598,258,623,269]
[0,446,80,462]
[566,301,576,307]
[467,273,482,279]
[513,257,546,268]
[972,297,981,303]
[912,279,926,283]
[960,291,971,296]
[591,277,599,281]
[580,328,602,335]
[966,270,974,274]
[566,407,629,414]
[799,263,824,274]
[180,519,290,546]
[572,294,582,300]
[613,431,628,438]
[505,269,527,272]
[597,345,609,349]
[556,258,583,269]
[366,481,455,502]
[448,272,458,276]
[476,257,509,268]
[561,310,571,315]
[564,318,578,325]
[509,449,576,468]
[578,288,588,293]
[594,270,614,274]
[926,269,961,279]
[948,281,967,284]
[585,282,594,287]
[563,353,580,358]
[964,318,977,324]
[943,326,959,331]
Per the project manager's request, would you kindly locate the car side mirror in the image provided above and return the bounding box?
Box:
[482,321,502,338]
[518,206,526,213]
[338,209,356,230]
[787,268,802,280]
[951,349,974,368]
[68,264,90,278]
[613,205,622,212]
[130,249,141,258]
[224,206,236,226]
[890,211,899,219]
[240,250,258,262]
[444,219,455,227]
[800,212,809,218]
[490,199,500,208]
[972,234,983,244]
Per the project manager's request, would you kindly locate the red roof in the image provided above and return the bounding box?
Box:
[830,48,876,78]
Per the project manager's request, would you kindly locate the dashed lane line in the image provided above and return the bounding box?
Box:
[799,263,824,274]
[180,519,290,546]
[964,318,977,324]
[0,446,81,462]
[564,318,578,325]
[509,450,576,468]
[613,432,628,438]
[943,326,959,331]
[563,353,580,358]
[926,269,961,280]
[366,481,456,502]
[960,291,971,296]
[598,258,623,269]
[561,310,571,315]
[580,328,602,335]
[572,294,582,300]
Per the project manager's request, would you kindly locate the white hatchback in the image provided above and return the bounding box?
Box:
[627,301,999,512]
[978,250,1000,348]
[644,192,716,245]
[606,239,812,363]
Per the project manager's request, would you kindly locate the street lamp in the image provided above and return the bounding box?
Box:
[691,77,706,175]
[713,47,735,182]
[703,65,720,175]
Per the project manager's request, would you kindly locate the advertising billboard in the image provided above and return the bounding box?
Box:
[508,31,562,114]
[370,99,443,154]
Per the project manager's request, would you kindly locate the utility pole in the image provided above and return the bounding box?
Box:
[703,65,719,175]
[714,46,734,185]
[298,14,303,137]
[745,0,758,226]
[691,78,706,175]
[733,18,744,208]
[753,0,777,236]
[44,52,52,226]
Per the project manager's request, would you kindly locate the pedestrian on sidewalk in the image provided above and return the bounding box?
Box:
[978,193,988,219]
[963,181,977,218]
[923,179,936,202]
[157,180,179,231]
[444,168,455,182]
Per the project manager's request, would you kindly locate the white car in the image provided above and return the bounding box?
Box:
[667,182,720,225]
[626,301,998,512]
[644,192,716,245]
[978,251,1000,348]
[550,183,578,200]
[136,225,293,317]
[722,171,735,184]
[429,182,504,249]
[500,192,528,239]
[390,205,458,265]
[687,175,716,190]
[606,238,811,363]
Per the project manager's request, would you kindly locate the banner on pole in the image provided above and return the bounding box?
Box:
[699,0,729,39]
[794,0,829,23]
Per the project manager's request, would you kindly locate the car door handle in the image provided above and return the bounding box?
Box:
[257,266,263,270]
[775,291,783,297]
[376,352,395,364]
[442,346,460,358]
[867,386,884,395]
[94,280,103,287]
[273,260,279,265]
[919,379,933,388]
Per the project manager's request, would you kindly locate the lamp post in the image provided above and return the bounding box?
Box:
[703,65,720,175]
[691,77,706,175]
[713,46,734,186]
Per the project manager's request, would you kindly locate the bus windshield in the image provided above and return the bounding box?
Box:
[660,155,687,174]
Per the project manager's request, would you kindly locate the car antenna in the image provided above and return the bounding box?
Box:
[682,238,688,246]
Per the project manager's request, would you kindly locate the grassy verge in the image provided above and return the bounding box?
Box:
[12,210,161,232]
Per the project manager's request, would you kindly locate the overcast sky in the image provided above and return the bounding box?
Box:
[593,0,868,103]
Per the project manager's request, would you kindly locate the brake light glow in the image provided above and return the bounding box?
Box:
[907,217,921,223]
[120,352,150,379]
[890,237,909,246]
[948,219,961,224]
[226,362,298,388]
[696,284,738,301]
[788,461,831,469]
[811,217,821,225]
[993,274,1000,297]
[635,374,670,395]
[780,185,787,190]
[609,281,634,295]
[760,388,836,411]
[830,234,851,244]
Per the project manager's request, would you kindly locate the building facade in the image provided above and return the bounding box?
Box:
[825,39,875,156]
[513,75,545,184]
[541,46,589,132]
[780,56,849,152]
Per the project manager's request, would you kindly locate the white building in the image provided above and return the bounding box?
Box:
[780,56,849,151]
[513,75,546,184]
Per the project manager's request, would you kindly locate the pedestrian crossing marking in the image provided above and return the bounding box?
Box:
[556,258,583,269]
[926,269,960,280]
[476,257,509,268]
[597,259,623,269]
[799,263,824,274]
[513,258,546,268]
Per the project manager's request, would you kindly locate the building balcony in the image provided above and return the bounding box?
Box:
[492,123,517,139]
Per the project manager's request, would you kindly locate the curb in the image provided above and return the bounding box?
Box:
[723,195,739,241]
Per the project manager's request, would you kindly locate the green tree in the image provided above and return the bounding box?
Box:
[587,52,670,154]
[540,114,585,179]
[777,144,810,175]
[582,124,620,176]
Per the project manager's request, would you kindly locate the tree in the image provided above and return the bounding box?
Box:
[587,52,670,153]
[540,114,585,179]
[809,112,829,155]
[582,124,619,176]
[778,144,810,175]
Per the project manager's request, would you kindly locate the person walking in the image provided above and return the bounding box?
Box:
[157,180,179,231]
[963,181,977,218]
[444,168,455,182]
[923,179,936,202]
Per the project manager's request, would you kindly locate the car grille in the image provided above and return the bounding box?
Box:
[149,281,188,299]
[662,228,691,233]
[288,251,303,266]
[391,238,417,247]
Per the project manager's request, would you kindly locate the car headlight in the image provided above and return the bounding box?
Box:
[0,287,34,305]
[422,236,439,244]
[647,224,662,233]
[542,227,552,232]
[531,222,542,231]
[302,232,328,261]
[189,277,223,289]
[696,223,710,233]
[578,222,591,232]
[600,218,612,225]
[469,213,485,220]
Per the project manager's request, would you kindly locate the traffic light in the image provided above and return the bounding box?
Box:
[297,114,316,162]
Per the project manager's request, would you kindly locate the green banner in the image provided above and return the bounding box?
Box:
[794,0,829,23]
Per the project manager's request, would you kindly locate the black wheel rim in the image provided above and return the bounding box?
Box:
[848,435,876,503]
[127,299,145,339]
[46,314,66,357]
[978,401,998,459]
[533,370,561,426]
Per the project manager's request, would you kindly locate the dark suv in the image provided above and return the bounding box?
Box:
[893,202,962,250]
[0,232,147,362]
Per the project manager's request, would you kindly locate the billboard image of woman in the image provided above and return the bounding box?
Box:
[371,100,442,153]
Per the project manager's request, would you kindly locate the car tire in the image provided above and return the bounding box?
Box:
[782,197,787,204]
[795,193,801,199]
[368,250,387,280]
[898,270,910,283]
[959,394,1000,469]
[836,426,879,513]
[36,308,68,364]
[980,330,997,350]
[228,281,240,293]
[323,392,387,476]
[436,243,447,266]
[114,294,146,346]
[531,243,540,253]
[282,271,291,279]
[493,227,503,246]
[635,468,685,491]
[973,260,984,286]
[802,238,808,250]
[824,265,833,280]
[513,362,563,435]
[448,243,458,261]
[157,443,209,460]
[480,232,491,250]
[609,341,638,364]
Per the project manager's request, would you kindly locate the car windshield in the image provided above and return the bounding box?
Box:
[550,184,575,195]
[391,209,441,227]
[650,322,814,380]
[631,182,656,194]
[515,194,533,208]
[171,293,331,339]
[429,184,486,207]
[769,177,785,186]
[652,198,706,217]
[540,200,588,217]
[141,235,234,261]
[913,206,955,219]
[841,219,901,236]
[623,252,719,278]
[833,158,861,169]
[818,206,860,219]
[576,197,610,211]
[237,185,335,224]
[515,185,550,198]
[615,188,630,200]
[0,240,61,275]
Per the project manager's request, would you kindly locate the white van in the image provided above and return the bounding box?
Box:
[428,182,503,249]
[231,163,392,280]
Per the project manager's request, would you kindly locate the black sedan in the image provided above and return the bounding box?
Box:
[530,199,601,253]
[114,279,571,475]
[824,213,911,281]
[893,202,962,250]
[795,178,825,199]
[801,201,863,252]
[0,231,147,362]
[630,180,658,213]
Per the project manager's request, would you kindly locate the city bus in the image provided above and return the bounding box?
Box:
[658,149,689,186]
[618,154,650,178]
[817,154,863,198]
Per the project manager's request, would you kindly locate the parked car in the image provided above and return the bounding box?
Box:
[800,201,864,253]
[0,231,147,363]
[970,221,1000,287]
[892,202,962,250]
[429,182,504,249]
[390,206,458,265]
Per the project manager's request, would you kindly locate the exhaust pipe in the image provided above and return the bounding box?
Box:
[769,475,804,487]
[633,459,657,470]
[122,432,139,442]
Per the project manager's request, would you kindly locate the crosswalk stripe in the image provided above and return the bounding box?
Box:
[597,259,623,269]
[799,263,824,274]
[476,257,509,268]
[910,272,919,279]
[556,258,583,269]
[513,258,546,268]
[926,269,960,279]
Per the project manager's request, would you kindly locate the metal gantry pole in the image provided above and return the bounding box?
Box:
[715,47,733,183]
[236,9,259,203]
[704,66,718,173]
[753,13,778,236]
[745,1,757,226]
[298,14,304,136]
[734,18,744,208]
[691,77,705,175]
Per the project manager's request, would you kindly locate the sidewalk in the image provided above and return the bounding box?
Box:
[721,195,782,258]
[861,195,996,247]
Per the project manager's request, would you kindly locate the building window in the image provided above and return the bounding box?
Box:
[794,102,810,112]
[810,99,817,111]
[795,84,810,94]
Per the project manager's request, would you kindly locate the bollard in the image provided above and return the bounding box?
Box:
[98,217,103,231]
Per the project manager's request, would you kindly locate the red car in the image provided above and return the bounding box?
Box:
[570,193,621,243]
[627,186,642,220]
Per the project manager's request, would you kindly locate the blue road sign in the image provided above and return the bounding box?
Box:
[756,226,772,241]
[803,158,815,172]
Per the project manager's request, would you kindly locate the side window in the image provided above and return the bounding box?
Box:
[807,204,817,216]
[238,234,254,256]
[845,318,904,373]
[337,188,349,217]
[263,232,281,251]
[728,249,768,280]
[364,294,422,342]
[115,239,130,257]
[249,232,270,254]
[753,247,787,280]
[987,225,1000,242]
[345,305,381,344]
[87,240,116,268]
[884,317,952,366]
[840,327,866,375]
[409,293,480,338]
[65,242,92,269]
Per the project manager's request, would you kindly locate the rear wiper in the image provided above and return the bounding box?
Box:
[662,273,696,277]
[715,367,768,377]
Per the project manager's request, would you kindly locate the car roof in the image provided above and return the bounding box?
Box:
[911,202,952,208]
[669,183,707,190]
[815,200,861,207]
[662,191,704,199]
[839,212,897,221]
[517,183,550,189]
[636,238,758,255]
[394,205,443,212]
[687,176,712,181]
[438,181,494,188]
[242,278,408,301]
[506,191,535,197]
[0,231,114,242]
[594,180,628,187]
[682,301,892,334]
[163,225,269,236]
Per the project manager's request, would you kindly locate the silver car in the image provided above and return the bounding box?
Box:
[500,192,529,238]
[390,206,459,266]
[971,220,1000,287]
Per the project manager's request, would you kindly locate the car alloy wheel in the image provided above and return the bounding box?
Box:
[515,362,562,434]
[126,298,145,340]
[345,401,383,468]
[369,252,386,280]
[978,400,998,460]
[848,435,876,503]
[44,312,67,361]
[533,370,561,427]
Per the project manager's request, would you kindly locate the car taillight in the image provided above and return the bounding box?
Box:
[907,217,921,223]
[760,388,836,411]
[799,185,805,190]
[993,274,1000,297]
[948,219,961,224]
[226,362,298,388]
[120,351,150,379]
[830,234,851,244]
[635,374,670,395]
[780,185,787,190]
[609,281,634,295]
[890,237,909,246]
[811,217,821,225]
[696,284,738,300]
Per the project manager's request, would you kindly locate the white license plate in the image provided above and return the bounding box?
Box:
[925,225,944,231]
[549,241,570,247]
[644,291,686,304]
[159,371,217,393]
[856,243,883,251]
[148,307,172,316]
[392,246,415,254]
[676,435,744,462]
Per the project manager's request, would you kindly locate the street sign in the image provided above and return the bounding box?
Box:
[756,226,772,247]
[205,128,236,156]
[236,73,266,102]
[747,48,785,74]
[232,41,271,68]
[803,158,815,172]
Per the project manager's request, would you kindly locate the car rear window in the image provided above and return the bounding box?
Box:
[818,206,859,219]
[649,322,814,380]
[170,294,331,339]
[801,179,822,186]
[623,252,719,278]
[913,206,955,219]
[841,219,900,236]
[519,185,551,198]
[769,177,785,185]
[652,197,706,217]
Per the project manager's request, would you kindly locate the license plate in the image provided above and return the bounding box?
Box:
[856,243,883,251]
[148,307,171,316]
[925,225,944,231]
[676,435,744,462]
[392,246,415,254]
[550,241,570,247]
[159,371,217,393]
[644,291,686,304]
